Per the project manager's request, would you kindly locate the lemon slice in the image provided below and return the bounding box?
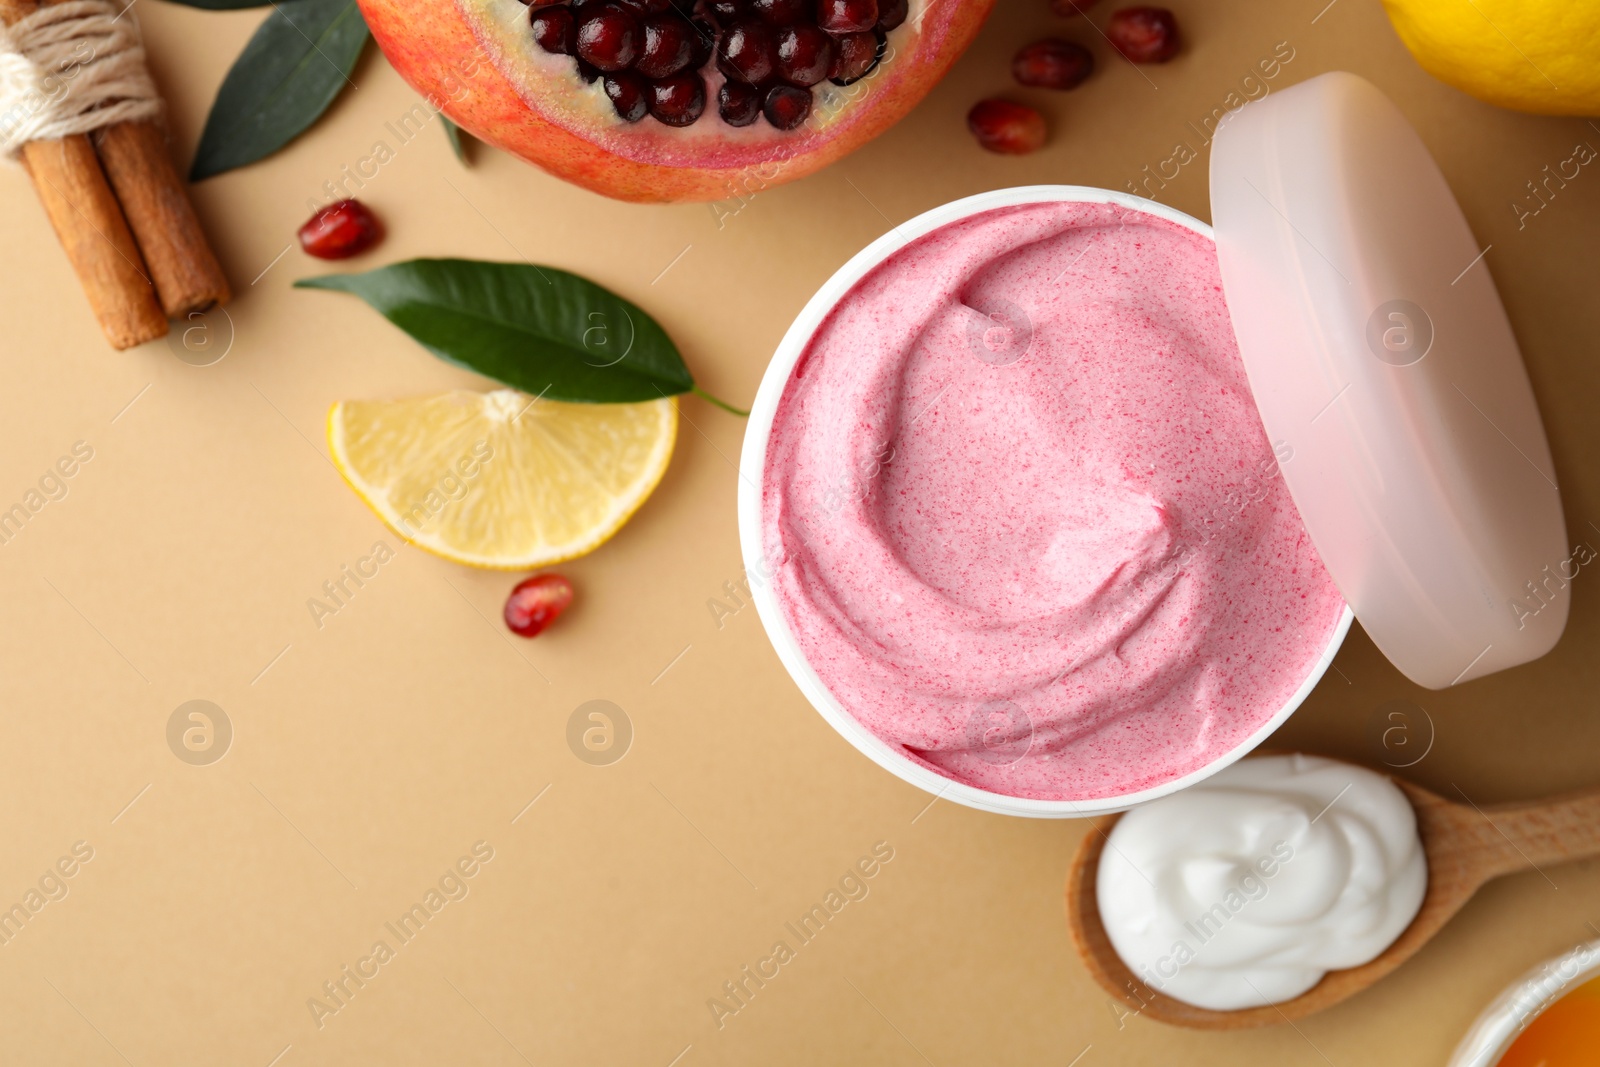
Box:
[328,389,676,569]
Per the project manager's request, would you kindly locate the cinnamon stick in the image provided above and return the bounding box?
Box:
[16,134,168,349]
[0,0,166,349]
[96,119,232,317]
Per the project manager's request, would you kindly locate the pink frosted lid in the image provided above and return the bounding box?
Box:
[1209,71,1567,689]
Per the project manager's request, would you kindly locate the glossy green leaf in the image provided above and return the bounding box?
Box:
[189,0,369,181]
[295,259,698,404]
[158,0,273,9]
[441,116,472,165]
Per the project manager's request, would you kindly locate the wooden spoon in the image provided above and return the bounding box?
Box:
[1064,763,1600,1029]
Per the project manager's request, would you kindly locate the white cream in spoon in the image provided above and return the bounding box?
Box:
[1096,753,1427,1011]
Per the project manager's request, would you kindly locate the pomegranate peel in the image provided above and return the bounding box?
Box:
[358,0,996,202]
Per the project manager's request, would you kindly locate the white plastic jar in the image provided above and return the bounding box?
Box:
[736,73,1564,818]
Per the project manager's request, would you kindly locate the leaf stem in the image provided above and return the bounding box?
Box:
[690,385,750,417]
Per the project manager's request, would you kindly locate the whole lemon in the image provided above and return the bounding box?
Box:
[1381,0,1600,115]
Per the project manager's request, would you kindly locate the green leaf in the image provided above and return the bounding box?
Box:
[189,0,370,181]
[295,259,697,404]
[158,0,273,9]
[441,116,472,166]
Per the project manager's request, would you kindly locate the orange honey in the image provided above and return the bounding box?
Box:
[1498,972,1600,1066]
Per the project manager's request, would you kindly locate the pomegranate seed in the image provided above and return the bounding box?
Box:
[648,71,707,125]
[604,72,649,120]
[504,574,574,638]
[1107,6,1180,62]
[828,28,881,83]
[751,0,808,22]
[530,6,576,53]
[717,20,778,83]
[688,16,716,65]
[1049,0,1099,14]
[526,0,908,134]
[576,6,641,71]
[298,199,381,259]
[635,13,696,77]
[718,80,761,125]
[816,0,876,33]
[763,84,812,129]
[1012,39,1093,89]
[777,24,835,86]
[967,99,1046,154]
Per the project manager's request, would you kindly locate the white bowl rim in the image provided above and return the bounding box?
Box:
[1448,937,1600,1067]
[735,184,1354,820]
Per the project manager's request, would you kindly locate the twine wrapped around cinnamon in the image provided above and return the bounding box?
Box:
[0,0,229,349]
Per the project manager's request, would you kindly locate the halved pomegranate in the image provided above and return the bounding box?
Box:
[358,0,996,202]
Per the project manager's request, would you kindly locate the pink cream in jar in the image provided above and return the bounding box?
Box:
[758,198,1347,802]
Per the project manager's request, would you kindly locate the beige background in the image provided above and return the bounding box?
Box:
[0,0,1596,1062]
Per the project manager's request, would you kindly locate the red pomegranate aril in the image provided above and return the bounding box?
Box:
[1012,38,1093,89]
[828,29,881,83]
[816,0,876,33]
[1049,0,1099,14]
[967,98,1046,154]
[752,0,809,23]
[298,199,382,259]
[717,20,778,83]
[576,6,642,71]
[718,80,762,125]
[604,72,649,120]
[688,16,716,65]
[504,574,574,638]
[777,24,835,86]
[521,0,913,138]
[1107,6,1180,62]
[649,71,707,125]
[530,6,576,53]
[635,14,696,77]
[763,84,812,129]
